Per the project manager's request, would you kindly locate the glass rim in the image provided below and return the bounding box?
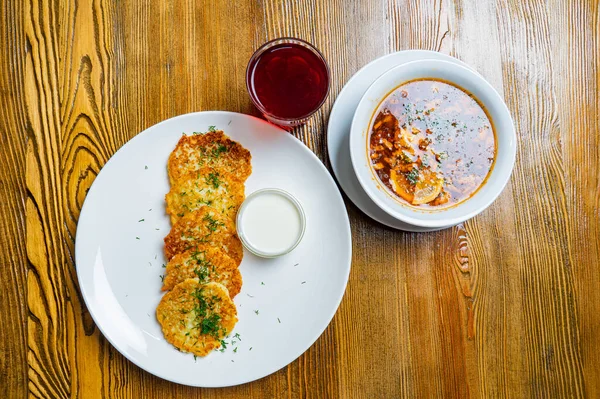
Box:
[245,37,331,122]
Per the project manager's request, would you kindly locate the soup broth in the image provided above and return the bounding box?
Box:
[369,79,496,208]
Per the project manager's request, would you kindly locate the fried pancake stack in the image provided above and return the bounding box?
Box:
[156,130,251,357]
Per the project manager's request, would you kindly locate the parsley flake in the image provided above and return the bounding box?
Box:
[406,168,420,185]
[203,214,224,232]
[210,144,228,158]
[205,172,222,189]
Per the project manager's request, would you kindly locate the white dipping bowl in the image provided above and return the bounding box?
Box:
[349,59,516,228]
[236,188,306,258]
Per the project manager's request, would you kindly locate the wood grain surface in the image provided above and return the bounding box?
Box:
[1,0,599,397]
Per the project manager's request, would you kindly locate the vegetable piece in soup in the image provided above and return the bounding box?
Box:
[368,79,496,208]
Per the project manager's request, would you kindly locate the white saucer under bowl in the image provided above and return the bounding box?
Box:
[327,50,478,232]
[76,111,352,387]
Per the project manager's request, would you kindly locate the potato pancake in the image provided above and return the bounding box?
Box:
[164,206,243,263]
[167,131,252,185]
[165,168,245,224]
[156,280,237,357]
[162,246,242,297]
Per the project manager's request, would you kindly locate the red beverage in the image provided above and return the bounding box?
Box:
[247,38,330,127]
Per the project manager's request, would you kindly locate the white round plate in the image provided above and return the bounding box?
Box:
[76,111,352,387]
[327,50,478,232]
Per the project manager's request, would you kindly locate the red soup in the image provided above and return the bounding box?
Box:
[369,79,496,208]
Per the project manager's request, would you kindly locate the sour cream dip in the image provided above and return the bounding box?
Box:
[236,188,306,258]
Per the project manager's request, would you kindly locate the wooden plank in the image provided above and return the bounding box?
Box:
[0,1,28,397]
[548,0,600,397]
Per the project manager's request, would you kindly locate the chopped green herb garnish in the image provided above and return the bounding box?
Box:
[160,274,165,282]
[254,310,259,315]
[406,168,420,185]
[144,165,148,170]
[136,237,140,240]
[249,347,253,351]
[205,172,222,189]
[234,333,241,341]
[233,347,238,353]
[277,317,281,323]
[193,355,197,362]
[203,214,224,232]
[200,313,222,336]
[301,281,306,285]
[192,256,213,283]
[138,219,144,222]
[261,282,265,286]
[210,144,228,158]
[185,287,227,344]
[208,125,217,132]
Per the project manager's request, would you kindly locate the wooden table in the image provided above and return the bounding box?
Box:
[2,0,598,397]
